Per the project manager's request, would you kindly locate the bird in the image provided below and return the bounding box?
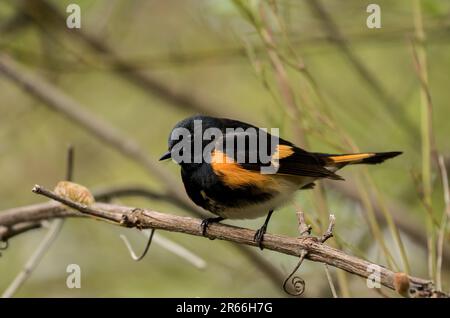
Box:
[159,115,401,249]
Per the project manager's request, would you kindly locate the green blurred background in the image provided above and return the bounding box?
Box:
[0,0,449,297]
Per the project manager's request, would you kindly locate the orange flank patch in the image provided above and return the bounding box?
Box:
[210,150,275,189]
[328,153,374,163]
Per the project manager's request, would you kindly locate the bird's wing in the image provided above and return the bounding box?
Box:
[209,129,343,182]
[241,144,344,180]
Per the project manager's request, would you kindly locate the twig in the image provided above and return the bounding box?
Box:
[436,156,449,291]
[286,212,336,296]
[0,184,200,242]
[412,0,437,283]
[66,145,74,181]
[316,216,342,297]
[31,185,120,222]
[319,214,335,243]
[26,185,445,297]
[324,264,338,298]
[121,219,207,268]
[1,219,63,298]
[296,211,312,236]
[283,250,307,296]
[0,186,173,242]
[0,185,208,270]
[257,4,306,147]
[120,228,155,261]
[0,222,42,244]
[282,211,312,296]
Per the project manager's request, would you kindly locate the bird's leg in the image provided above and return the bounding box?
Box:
[254,210,274,250]
[200,216,224,238]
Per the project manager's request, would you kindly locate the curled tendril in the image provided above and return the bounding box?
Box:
[283,275,305,296]
[282,250,307,296]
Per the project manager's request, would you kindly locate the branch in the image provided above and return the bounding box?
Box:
[0,184,207,242]
[0,222,42,243]
[2,185,443,297]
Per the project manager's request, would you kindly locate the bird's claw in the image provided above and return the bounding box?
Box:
[200,217,223,240]
[254,225,267,250]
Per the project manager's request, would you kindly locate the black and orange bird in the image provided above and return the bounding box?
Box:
[160,115,401,249]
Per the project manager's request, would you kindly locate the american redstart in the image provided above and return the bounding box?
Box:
[160,115,401,249]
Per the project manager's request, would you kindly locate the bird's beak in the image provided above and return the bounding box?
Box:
[159,151,172,161]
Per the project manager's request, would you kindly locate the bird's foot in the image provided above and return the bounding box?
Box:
[200,217,224,239]
[254,224,268,250]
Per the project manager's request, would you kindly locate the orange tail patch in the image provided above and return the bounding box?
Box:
[327,153,375,164]
[274,144,294,159]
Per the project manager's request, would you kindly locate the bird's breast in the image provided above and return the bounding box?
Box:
[181,163,316,220]
[206,175,312,219]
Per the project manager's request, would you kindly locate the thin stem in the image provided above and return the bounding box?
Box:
[364,171,411,274]
[151,231,207,270]
[355,177,398,270]
[1,146,74,298]
[1,219,63,298]
[324,264,338,298]
[436,156,449,291]
[120,228,155,261]
[66,145,74,181]
[413,0,436,282]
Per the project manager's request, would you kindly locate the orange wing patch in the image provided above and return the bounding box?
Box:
[210,150,275,189]
[328,153,375,163]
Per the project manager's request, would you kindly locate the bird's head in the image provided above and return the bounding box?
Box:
[159,115,220,170]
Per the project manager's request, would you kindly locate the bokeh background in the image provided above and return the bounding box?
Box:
[0,0,449,297]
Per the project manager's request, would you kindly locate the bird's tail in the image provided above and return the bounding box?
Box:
[320,151,402,166]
